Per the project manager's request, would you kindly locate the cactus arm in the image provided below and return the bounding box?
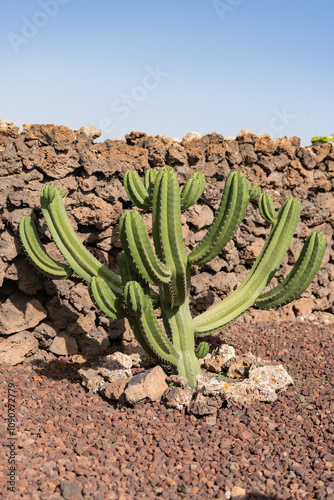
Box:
[144,168,158,199]
[119,251,160,308]
[40,185,123,295]
[152,166,189,307]
[196,342,210,359]
[125,281,179,365]
[180,171,206,209]
[188,171,250,265]
[123,170,151,209]
[19,215,73,280]
[119,210,172,286]
[258,193,276,223]
[249,185,261,199]
[255,231,326,309]
[88,276,126,319]
[193,198,302,335]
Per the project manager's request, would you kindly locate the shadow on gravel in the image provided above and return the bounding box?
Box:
[248,493,281,499]
[31,357,87,383]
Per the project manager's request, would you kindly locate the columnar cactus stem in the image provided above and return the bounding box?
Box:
[19,167,326,389]
[152,167,190,308]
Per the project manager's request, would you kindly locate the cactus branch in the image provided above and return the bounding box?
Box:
[119,209,172,286]
[255,231,326,309]
[123,170,151,209]
[188,171,250,265]
[193,198,302,335]
[258,193,276,223]
[19,216,73,280]
[180,171,206,209]
[89,276,126,319]
[40,185,123,295]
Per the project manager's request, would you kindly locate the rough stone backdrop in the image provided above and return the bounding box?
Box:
[0,120,333,365]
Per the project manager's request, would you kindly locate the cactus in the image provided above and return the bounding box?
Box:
[19,167,326,388]
[195,342,210,359]
[311,133,334,144]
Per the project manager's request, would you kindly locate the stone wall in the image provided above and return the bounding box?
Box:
[0,120,333,364]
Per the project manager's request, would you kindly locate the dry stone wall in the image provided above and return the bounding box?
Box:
[0,120,333,364]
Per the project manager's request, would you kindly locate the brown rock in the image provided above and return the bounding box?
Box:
[297,147,317,170]
[23,124,76,150]
[226,353,259,378]
[224,379,277,405]
[105,145,149,175]
[136,136,166,167]
[100,352,133,371]
[187,204,214,229]
[254,134,279,154]
[124,366,168,404]
[248,364,294,391]
[293,298,314,319]
[71,194,122,230]
[0,120,21,138]
[48,332,78,356]
[0,331,38,365]
[0,292,47,335]
[101,377,129,400]
[125,131,148,145]
[163,386,194,410]
[317,191,334,211]
[243,239,264,262]
[188,376,228,415]
[166,143,187,166]
[77,143,149,176]
[0,231,19,262]
[230,486,247,499]
[33,322,58,348]
[203,344,236,373]
[37,146,80,178]
[78,367,104,393]
[75,124,101,143]
[166,374,190,388]
[188,391,223,415]
[276,136,300,158]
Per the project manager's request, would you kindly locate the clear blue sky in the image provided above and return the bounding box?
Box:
[1,0,333,145]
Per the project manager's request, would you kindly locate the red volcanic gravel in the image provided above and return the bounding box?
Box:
[1,321,333,500]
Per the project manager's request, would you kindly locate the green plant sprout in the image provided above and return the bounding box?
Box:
[19,167,326,388]
[311,133,334,144]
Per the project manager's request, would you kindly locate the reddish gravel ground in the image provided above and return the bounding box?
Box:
[1,321,333,500]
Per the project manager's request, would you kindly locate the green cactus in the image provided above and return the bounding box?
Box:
[311,133,334,144]
[195,342,210,359]
[19,167,326,388]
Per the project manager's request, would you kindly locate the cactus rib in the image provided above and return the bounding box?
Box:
[193,198,301,335]
[119,210,172,286]
[123,170,151,209]
[255,231,326,309]
[188,171,250,265]
[180,171,206,209]
[89,276,125,319]
[19,216,73,280]
[41,185,123,295]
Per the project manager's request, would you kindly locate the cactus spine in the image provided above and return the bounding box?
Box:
[19,167,326,388]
